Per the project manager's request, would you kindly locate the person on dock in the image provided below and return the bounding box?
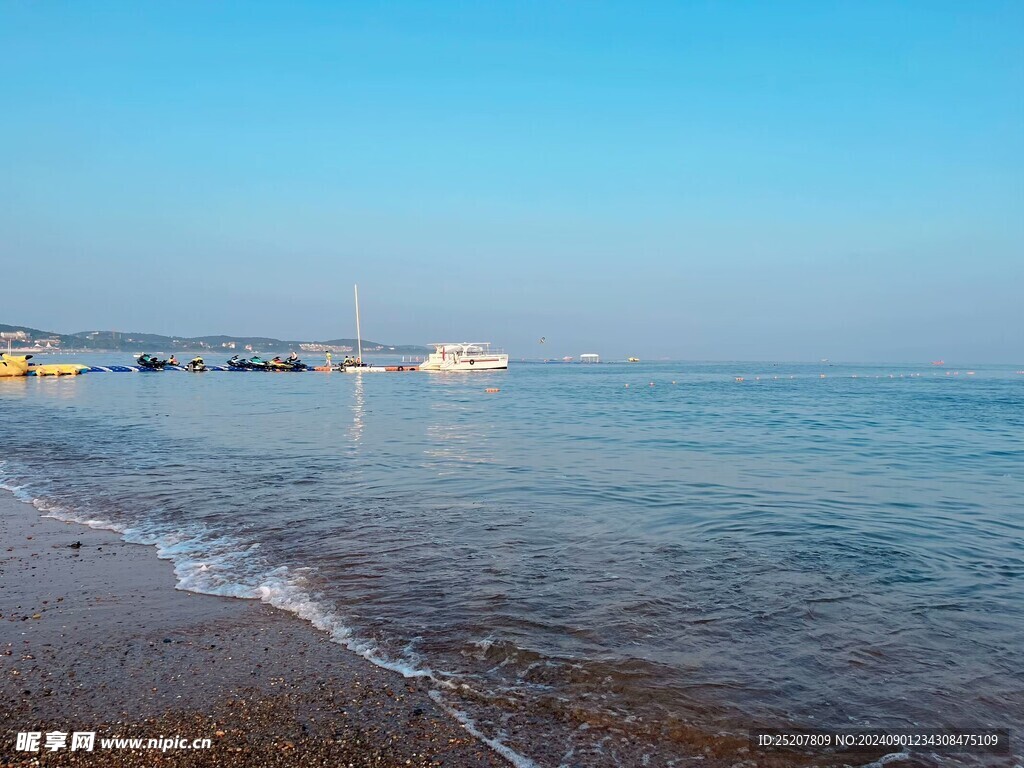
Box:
[325,351,332,367]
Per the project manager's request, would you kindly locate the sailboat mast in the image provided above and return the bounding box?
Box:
[354,284,362,363]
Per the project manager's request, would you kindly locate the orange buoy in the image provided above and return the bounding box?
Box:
[485,388,500,393]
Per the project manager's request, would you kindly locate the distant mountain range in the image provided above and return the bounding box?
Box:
[0,323,429,355]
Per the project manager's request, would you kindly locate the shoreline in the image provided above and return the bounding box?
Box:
[0,489,507,767]
[0,489,950,768]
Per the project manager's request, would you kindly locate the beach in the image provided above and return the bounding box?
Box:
[0,491,506,767]
[3,0,1021,761]
[1,492,947,768]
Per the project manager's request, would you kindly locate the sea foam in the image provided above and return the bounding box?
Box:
[0,468,535,768]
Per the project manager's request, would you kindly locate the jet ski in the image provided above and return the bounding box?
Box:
[226,355,266,370]
[185,356,207,372]
[268,356,307,371]
[137,353,168,370]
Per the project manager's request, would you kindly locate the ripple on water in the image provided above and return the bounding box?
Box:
[1,361,1022,763]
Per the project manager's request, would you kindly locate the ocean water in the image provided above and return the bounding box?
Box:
[2,358,1022,765]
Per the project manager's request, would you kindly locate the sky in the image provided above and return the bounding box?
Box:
[2,1,1021,362]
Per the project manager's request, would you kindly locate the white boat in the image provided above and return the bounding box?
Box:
[420,342,509,372]
[341,364,389,373]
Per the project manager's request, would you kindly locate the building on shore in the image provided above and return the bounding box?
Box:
[300,343,354,353]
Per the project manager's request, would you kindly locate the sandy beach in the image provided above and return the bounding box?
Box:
[0,491,506,767]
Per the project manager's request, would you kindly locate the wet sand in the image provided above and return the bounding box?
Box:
[1,491,948,768]
[0,492,505,767]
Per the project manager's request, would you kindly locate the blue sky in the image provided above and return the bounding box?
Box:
[2,1,1021,361]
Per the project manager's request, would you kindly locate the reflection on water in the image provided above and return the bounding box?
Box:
[0,377,30,398]
[348,372,365,447]
[1,358,1022,765]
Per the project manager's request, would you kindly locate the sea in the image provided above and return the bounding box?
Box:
[1,356,1021,766]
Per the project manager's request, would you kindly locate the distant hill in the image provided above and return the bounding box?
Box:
[0,323,428,355]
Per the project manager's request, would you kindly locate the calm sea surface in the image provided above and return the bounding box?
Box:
[2,358,1022,765]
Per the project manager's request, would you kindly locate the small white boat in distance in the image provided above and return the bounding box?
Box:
[420,342,509,371]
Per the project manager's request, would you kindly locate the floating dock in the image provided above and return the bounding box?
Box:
[76,365,418,373]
